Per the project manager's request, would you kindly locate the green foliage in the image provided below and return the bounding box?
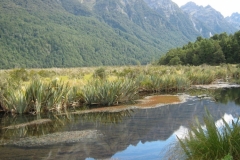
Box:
[174,109,240,160]
[221,154,233,160]
[1,65,240,114]
[0,0,199,69]
[37,70,56,78]
[187,69,216,84]
[9,68,29,82]
[2,79,70,114]
[139,74,190,92]
[82,79,138,106]
[93,67,106,79]
[159,31,240,66]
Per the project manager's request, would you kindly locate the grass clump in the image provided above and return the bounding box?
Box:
[2,79,71,114]
[82,78,138,106]
[138,74,190,92]
[173,109,240,160]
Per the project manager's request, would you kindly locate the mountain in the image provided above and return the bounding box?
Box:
[143,0,199,40]
[0,0,200,69]
[226,12,240,30]
[0,0,157,68]
[181,2,237,37]
[0,0,239,69]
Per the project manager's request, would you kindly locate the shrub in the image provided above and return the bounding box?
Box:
[9,68,29,82]
[93,67,106,79]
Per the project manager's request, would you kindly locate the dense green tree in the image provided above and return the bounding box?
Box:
[159,31,240,65]
[169,56,182,65]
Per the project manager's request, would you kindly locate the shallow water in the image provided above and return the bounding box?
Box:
[1,88,240,160]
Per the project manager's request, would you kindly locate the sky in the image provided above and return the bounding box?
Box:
[172,0,240,17]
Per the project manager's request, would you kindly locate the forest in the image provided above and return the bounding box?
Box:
[158,31,240,65]
[0,0,197,69]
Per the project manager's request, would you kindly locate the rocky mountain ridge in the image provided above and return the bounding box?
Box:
[226,12,240,30]
[180,1,237,37]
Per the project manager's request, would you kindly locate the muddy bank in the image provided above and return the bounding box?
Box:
[59,95,185,116]
[4,130,101,147]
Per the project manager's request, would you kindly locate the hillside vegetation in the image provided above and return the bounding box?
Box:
[0,0,199,69]
[159,31,240,65]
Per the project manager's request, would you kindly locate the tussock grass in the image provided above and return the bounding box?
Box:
[138,74,190,92]
[169,109,240,160]
[0,64,239,114]
[2,79,71,114]
[83,78,138,106]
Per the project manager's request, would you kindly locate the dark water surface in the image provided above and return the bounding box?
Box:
[1,88,240,160]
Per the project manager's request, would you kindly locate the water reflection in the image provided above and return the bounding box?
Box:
[0,88,240,159]
[187,87,240,105]
[215,88,240,105]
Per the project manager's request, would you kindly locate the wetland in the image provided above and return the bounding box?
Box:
[0,65,240,159]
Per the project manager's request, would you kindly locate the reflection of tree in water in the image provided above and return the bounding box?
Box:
[187,88,240,105]
[214,88,240,105]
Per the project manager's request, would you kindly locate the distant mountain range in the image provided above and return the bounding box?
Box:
[226,12,240,30]
[181,2,238,37]
[0,0,239,68]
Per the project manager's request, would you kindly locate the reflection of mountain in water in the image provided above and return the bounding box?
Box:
[2,94,240,159]
[69,97,240,159]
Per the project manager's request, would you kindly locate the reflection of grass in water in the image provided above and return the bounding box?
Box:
[76,109,133,124]
[0,108,133,145]
[0,113,74,143]
[186,88,220,99]
[167,109,240,160]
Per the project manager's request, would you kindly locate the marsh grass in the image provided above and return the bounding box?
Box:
[170,109,240,160]
[187,69,216,85]
[138,74,190,92]
[2,79,71,114]
[83,78,138,106]
[0,65,239,114]
[3,89,28,114]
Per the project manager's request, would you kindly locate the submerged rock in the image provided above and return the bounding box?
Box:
[5,130,101,147]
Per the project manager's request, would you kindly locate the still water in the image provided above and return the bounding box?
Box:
[0,88,240,160]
